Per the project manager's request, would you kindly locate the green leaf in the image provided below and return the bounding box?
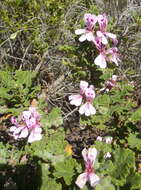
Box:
[0,70,40,114]
[127,133,141,150]
[41,107,63,129]
[95,94,110,114]
[127,173,141,189]
[106,148,135,186]
[40,163,62,190]
[41,151,65,165]
[44,179,62,190]
[30,130,67,162]
[0,71,13,88]
[95,141,112,155]
[46,131,67,155]
[0,142,10,164]
[15,70,37,87]
[129,107,141,122]
[0,87,9,98]
[41,177,62,190]
[100,69,113,80]
[95,176,115,190]
[54,158,77,185]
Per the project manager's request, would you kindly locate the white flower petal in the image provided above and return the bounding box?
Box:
[80,81,88,93]
[89,104,96,115]
[69,95,82,106]
[79,103,96,116]
[82,148,88,162]
[34,127,42,133]
[10,126,17,132]
[75,29,85,35]
[19,127,28,138]
[79,34,87,42]
[85,105,91,116]
[96,31,103,37]
[79,103,87,115]
[89,173,100,187]
[23,111,31,120]
[101,35,108,45]
[97,31,108,44]
[112,75,117,81]
[75,173,87,189]
[105,136,113,144]
[104,152,111,159]
[94,54,107,68]
[14,126,24,134]
[106,32,116,39]
[28,130,42,143]
[86,32,94,41]
[96,136,103,141]
[88,148,97,164]
[27,118,36,127]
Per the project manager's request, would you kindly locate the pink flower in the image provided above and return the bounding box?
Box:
[93,36,105,52]
[97,14,117,45]
[93,37,107,68]
[69,81,96,116]
[75,148,100,189]
[96,135,113,144]
[97,14,108,32]
[94,52,107,68]
[106,47,120,66]
[96,31,117,45]
[79,87,96,116]
[84,13,97,29]
[69,81,88,106]
[28,127,42,143]
[96,136,113,159]
[100,75,117,92]
[105,75,117,91]
[94,41,120,68]
[10,107,42,143]
[75,13,97,42]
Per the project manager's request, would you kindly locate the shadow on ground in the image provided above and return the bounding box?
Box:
[0,156,42,190]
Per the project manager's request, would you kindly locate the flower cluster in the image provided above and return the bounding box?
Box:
[100,75,118,92]
[96,136,113,158]
[75,147,100,189]
[96,136,113,147]
[69,81,96,116]
[75,13,120,68]
[10,107,42,143]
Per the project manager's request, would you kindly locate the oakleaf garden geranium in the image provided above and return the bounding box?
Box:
[75,13,120,68]
[69,80,88,107]
[94,40,119,68]
[96,136,113,158]
[75,13,97,42]
[75,147,100,189]
[70,13,120,117]
[69,81,96,116]
[100,75,118,92]
[10,107,42,143]
[96,14,117,45]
